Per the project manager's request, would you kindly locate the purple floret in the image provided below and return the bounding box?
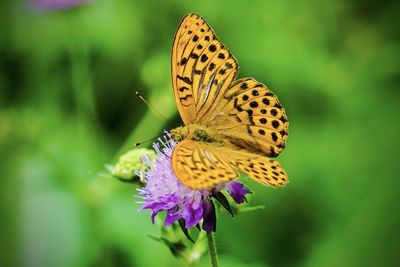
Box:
[226,181,252,204]
[29,0,91,11]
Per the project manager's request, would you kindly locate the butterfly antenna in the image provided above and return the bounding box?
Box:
[135,91,168,122]
[134,136,158,147]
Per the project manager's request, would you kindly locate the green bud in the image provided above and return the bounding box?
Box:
[109,148,156,179]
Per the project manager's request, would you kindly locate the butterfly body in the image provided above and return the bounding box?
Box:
[170,125,217,143]
[169,13,289,190]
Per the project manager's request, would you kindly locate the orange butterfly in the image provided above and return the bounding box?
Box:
[169,13,289,190]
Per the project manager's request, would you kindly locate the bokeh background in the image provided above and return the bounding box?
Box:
[1,0,399,266]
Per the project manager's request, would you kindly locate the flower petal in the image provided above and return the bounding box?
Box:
[226,181,252,204]
[165,208,181,226]
[182,198,204,228]
[202,200,216,232]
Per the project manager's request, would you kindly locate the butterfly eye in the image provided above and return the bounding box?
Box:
[173,134,183,142]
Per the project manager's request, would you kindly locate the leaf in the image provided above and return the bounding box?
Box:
[178,219,195,243]
[236,205,265,213]
[147,235,186,258]
[212,191,234,217]
[116,176,141,184]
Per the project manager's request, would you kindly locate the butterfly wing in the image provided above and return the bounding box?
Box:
[205,78,289,157]
[171,140,288,189]
[227,149,288,187]
[171,13,238,125]
[171,139,238,189]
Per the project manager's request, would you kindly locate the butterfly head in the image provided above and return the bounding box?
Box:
[170,126,188,142]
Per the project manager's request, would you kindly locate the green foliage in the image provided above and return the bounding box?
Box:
[1,0,399,267]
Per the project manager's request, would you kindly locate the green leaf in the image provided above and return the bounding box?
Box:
[236,205,265,213]
[178,219,195,243]
[212,191,234,217]
[115,176,141,184]
[147,235,186,258]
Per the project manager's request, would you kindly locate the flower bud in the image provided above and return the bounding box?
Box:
[109,148,156,179]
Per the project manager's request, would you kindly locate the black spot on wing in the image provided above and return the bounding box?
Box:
[250,101,258,108]
[179,87,189,92]
[272,120,279,129]
[208,63,216,71]
[181,57,188,65]
[177,75,192,85]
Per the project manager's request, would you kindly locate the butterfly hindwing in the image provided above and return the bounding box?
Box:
[171,139,238,190]
[229,153,288,187]
[199,146,288,187]
[172,13,238,125]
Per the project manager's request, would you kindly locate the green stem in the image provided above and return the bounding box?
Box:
[206,231,219,267]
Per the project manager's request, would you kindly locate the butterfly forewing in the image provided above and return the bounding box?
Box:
[172,13,238,125]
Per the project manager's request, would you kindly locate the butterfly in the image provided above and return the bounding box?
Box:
[169,13,289,190]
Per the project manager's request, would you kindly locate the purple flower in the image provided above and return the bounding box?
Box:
[29,0,91,11]
[136,133,251,232]
[226,181,251,204]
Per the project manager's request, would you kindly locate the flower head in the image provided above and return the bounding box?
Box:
[29,0,91,11]
[136,133,251,232]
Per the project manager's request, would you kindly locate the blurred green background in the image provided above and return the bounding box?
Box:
[1,0,399,266]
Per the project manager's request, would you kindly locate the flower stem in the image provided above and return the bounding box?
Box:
[206,231,219,267]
